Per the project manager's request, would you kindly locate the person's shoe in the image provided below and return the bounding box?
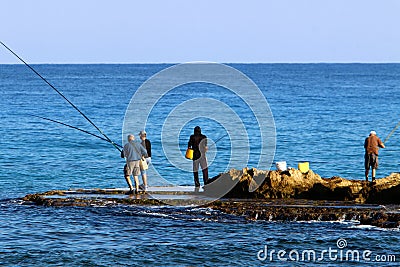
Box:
[139,184,148,192]
[134,189,139,194]
[125,190,134,195]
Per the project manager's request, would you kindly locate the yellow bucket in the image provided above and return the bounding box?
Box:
[298,162,309,173]
[185,148,194,160]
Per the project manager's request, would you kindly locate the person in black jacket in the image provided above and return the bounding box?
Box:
[188,126,209,187]
[139,130,152,191]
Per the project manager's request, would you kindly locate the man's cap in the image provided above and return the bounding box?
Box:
[370,130,377,135]
[139,130,147,136]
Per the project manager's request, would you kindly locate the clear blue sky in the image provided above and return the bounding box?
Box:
[1,0,399,63]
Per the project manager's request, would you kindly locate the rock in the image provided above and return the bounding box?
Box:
[205,168,400,204]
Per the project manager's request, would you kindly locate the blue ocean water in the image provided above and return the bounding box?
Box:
[1,64,400,266]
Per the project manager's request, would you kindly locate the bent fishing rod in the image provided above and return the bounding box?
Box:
[384,120,400,144]
[1,41,122,152]
[30,115,123,148]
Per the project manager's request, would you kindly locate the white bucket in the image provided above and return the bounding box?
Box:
[275,161,287,171]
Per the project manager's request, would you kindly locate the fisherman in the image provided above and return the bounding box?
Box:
[121,134,148,194]
[139,130,151,191]
[364,130,385,182]
[188,126,209,188]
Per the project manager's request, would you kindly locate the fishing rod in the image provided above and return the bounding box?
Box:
[208,133,228,149]
[30,114,123,148]
[1,41,121,152]
[384,120,400,144]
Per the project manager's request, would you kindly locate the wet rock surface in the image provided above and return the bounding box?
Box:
[210,199,400,228]
[22,191,400,228]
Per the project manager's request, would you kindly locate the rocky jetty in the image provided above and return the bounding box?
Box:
[205,168,400,204]
[21,168,400,228]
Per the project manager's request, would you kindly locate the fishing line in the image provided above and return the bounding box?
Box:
[30,114,123,148]
[384,120,400,144]
[1,41,121,152]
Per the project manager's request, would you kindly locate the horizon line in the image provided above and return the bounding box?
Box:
[1,61,400,65]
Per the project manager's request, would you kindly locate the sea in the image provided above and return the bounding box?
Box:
[1,63,400,266]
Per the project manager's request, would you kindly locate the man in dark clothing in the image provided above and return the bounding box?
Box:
[364,130,385,182]
[188,126,209,187]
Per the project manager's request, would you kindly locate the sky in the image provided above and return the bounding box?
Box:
[1,0,399,63]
